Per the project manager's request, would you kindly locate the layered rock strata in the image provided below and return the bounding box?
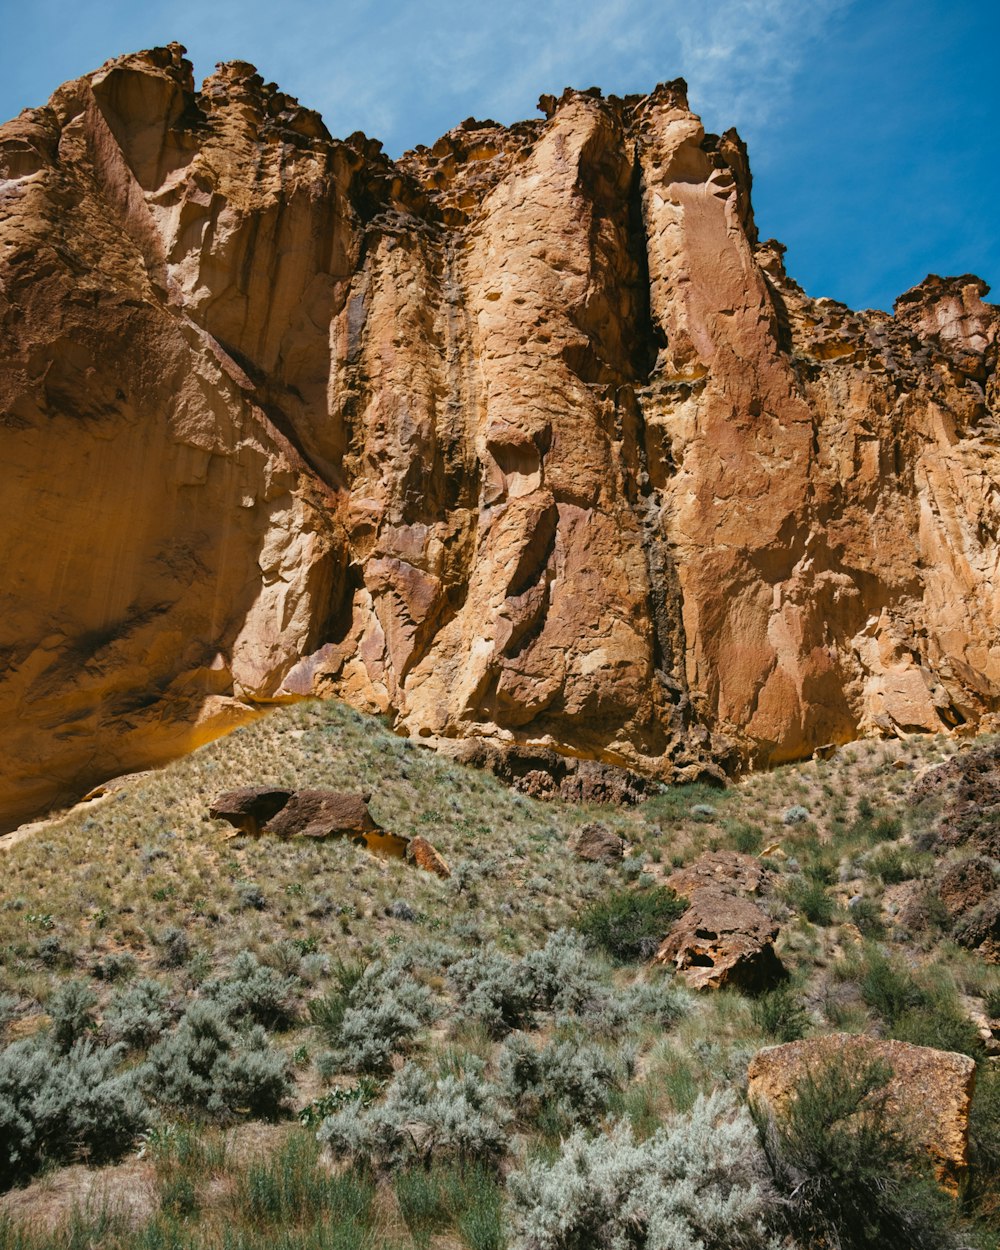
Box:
[1,44,998,829]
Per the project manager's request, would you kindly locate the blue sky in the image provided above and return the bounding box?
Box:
[0,0,995,312]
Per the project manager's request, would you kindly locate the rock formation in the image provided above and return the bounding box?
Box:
[748,1033,977,1192]
[654,850,782,990]
[1,44,998,830]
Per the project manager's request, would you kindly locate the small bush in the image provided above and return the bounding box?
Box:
[142,1000,291,1120]
[47,978,97,1052]
[449,948,536,1037]
[157,926,191,968]
[92,952,137,983]
[103,978,172,1050]
[317,956,437,1073]
[751,985,809,1043]
[849,896,885,939]
[521,929,606,1015]
[577,886,687,963]
[786,877,834,926]
[0,1035,147,1186]
[783,805,810,826]
[498,1035,628,1129]
[318,1059,510,1170]
[203,950,299,1030]
[758,1052,962,1250]
[507,1093,776,1250]
[865,845,929,885]
[851,947,982,1058]
[309,956,368,1042]
[728,821,764,854]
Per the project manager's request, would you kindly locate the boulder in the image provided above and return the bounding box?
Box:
[209,787,293,835]
[653,888,783,991]
[747,1033,977,1193]
[571,822,624,863]
[937,856,999,919]
[953,897,1000,963]
[264,790,380,840]
[911,744,1000,857]
[407,835,451,879]
[664,850,770,898]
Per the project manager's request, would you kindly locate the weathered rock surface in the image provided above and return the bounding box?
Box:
[209,786,293,834]
[1,44,998,828]
[747,1033,977,1191]
[263,789,379,840]
[406,835,451,879]
[912,744,1000,858]
[570,821,625,863]
[664,849,770,898]
[653,888,782,990]
[937,856,999,919]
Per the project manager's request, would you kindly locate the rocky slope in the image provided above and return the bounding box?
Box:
[1,44,997,829]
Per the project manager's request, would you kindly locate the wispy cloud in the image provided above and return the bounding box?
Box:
[131,0,849,154]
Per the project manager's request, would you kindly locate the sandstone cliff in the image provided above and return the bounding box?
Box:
[1,44,997,829]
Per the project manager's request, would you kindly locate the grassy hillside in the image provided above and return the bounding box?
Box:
[0,701,998,1248]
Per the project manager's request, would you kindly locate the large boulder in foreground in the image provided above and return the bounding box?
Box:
[747,1033,977,1193]
[653,888,782,991]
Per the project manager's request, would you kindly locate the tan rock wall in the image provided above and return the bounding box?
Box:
[1,46,997,828]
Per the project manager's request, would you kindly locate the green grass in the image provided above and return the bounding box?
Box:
[0,706,996,1246]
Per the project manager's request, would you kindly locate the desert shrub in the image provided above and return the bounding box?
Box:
[985,981,1000,1020]
[47,978,97,1052]
[577,886,687,963]
[892,986,984,1060]
[757,1052,961,1250]
[92,952,137,982]
[970,1062,1000,1224]
[783,805,810,826]
[522,929,606,1015]
[317,956,437,1073]
[318,1059,510,1170]
[202,950,299,1030]
[728,821,764,854]
[856,946,923,1024]
[751,984,809,1043]
[854,948,983,1059]
[309,956,368,1041]
[236,882,267,911]
[0,1035,147,1186]
[507,1092,777,1250]
[786,876,835,926]
[157,926,191,968]
[602,978,691,1032]
[103,978,172,1050]
[849,896,885,939]
[0,996,17,1035]
[142,1000,291,1119]
[449,948,537,1037]
[864,845,930,885]
[498,1035,628,1128]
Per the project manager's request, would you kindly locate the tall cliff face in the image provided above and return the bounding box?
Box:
[1,45,997,829]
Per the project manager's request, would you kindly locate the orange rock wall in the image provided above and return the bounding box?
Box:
[1,45,997,828]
